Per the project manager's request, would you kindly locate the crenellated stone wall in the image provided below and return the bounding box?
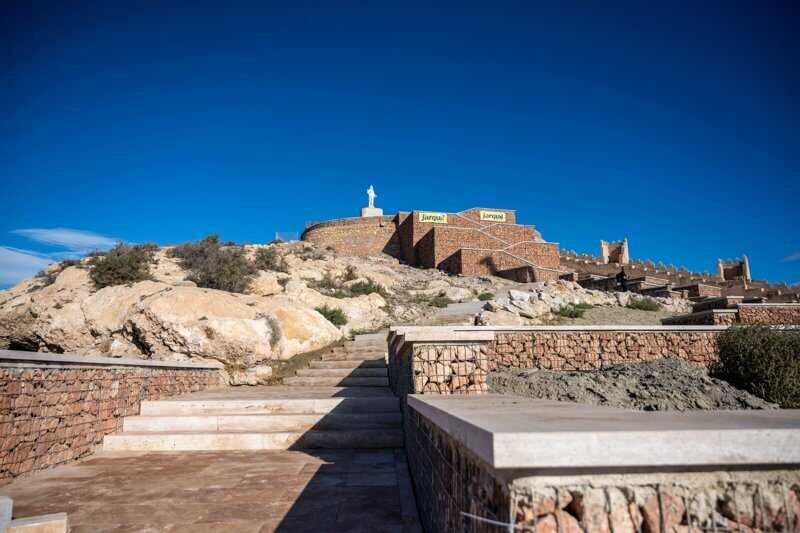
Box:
[0,352,222,484]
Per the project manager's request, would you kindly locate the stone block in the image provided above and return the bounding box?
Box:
[6,513,69,533]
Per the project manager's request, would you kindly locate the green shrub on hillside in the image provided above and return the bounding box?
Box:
[712,326,800,408]
[315,305,348,326]
[429,294,454,308]
[90,243,156,289]
[477,291,495,301]
[556,304,587,318]
[169,235,256,293]
[626,298,663,312]
[254,247,288,273]
[342,265,358,282]
[349,278,386,297]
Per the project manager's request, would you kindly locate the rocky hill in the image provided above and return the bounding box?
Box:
[0,239,690,384]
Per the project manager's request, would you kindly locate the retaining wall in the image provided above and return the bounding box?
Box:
[663,303,800,326]
[300,215,400,257]
[0,350,222,484]
[388,326,725,396]
[406,397,800,533]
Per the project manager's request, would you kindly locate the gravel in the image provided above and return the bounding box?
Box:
[488,358,776,411]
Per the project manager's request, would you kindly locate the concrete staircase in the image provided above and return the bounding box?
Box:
[103,333,403,451]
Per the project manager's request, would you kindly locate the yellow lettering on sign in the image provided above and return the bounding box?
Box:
[418,212,448,224]
[479,210,507,222]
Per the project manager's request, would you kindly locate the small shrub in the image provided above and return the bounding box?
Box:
[254,247,288,273]
[314,272,341,290]
[712,326,800,408]
[89,243,156,289]
[294,245,326,261]
[429,294,454,308]
[169,235,256,293]
[315,305,348,326]
[556,304,586,318]
[349,278,386,297]
[186,247,256,293]
[626,298,663,312]
[330,289,350,299]
[260,313,283,349]
[342,265,358,282]
[477,291,494,301]
[168,234,221,269]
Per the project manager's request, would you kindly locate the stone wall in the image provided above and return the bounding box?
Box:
[405,401,800,533]
[404,404,511,533]
[0,358,221,484]
[411,344,489,395]
[487,330,720,371]
[388,327,724,396]
[300,215,400,257]
[738,304,800,325]
[663,304,800,326]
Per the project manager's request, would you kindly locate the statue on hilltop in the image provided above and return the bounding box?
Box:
[361,185,383,217]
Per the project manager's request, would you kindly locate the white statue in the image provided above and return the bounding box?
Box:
[366,185,377,208]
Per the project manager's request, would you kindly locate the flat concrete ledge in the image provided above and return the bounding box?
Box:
[450,325,733,332]
[408,394,800,471]
[0,349,223,370]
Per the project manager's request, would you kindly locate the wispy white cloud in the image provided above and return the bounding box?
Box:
[11,228,118,252]
[0,247,52,287]
[783,252,800,262]
[0,228,123,289]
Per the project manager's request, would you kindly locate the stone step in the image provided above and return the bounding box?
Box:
[103,429,404,451]
[283,376,389,387]
[320,354,386,362]
[124,412,401,432]
[139,397,399,416]
[326,350,386,357]
[308,360,386,369]
[295,367,387,378]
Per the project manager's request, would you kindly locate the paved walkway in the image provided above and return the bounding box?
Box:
[2,448,419,532]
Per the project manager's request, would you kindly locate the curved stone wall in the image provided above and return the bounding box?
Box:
[301,215,401,257]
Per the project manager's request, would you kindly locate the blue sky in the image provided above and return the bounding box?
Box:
[2,1,798,287]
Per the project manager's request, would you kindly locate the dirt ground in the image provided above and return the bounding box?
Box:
[553,305,673,325]
[488,358,776,411]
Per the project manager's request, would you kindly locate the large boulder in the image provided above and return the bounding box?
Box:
[283,280,388,333]
[247,271,285,297]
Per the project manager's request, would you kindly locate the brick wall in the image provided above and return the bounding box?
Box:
[480,223,540,244]
[405,402,800,533]
[424,227,509,269]
[504,241,560,268]
[301,216,400,257]
[0,363,221,484]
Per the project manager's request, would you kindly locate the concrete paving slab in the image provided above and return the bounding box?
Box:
[409,394,800,470]
[0,450,420,532]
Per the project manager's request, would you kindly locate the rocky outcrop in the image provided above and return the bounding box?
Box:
[0,250,345,384]
[477,280,691,325]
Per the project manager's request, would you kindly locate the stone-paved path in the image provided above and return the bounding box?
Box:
[1,332,422,531]
[2,448,419,532]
